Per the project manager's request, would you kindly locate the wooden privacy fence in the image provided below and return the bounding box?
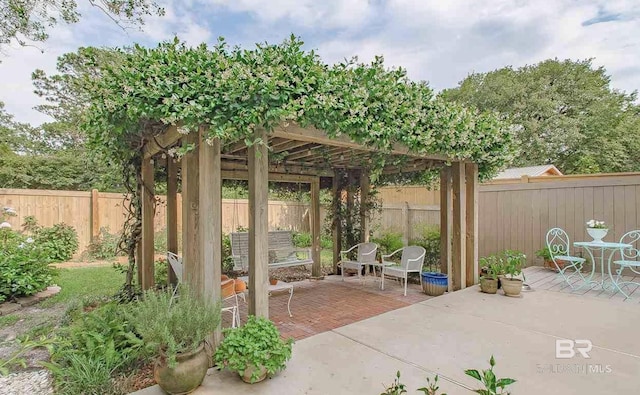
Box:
[0,188,324,254]
[377,173,640,265]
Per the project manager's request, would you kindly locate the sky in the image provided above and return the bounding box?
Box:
[0,0,639,126]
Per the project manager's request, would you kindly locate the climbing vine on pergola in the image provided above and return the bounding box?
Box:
[82,36,517,300]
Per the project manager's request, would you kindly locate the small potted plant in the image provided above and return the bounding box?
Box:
[128,287,221,395]
[215,315,293,383]
[479,257,500,294]
[501,250,525,297]
[535,246,566,272]
[586,220,608,243]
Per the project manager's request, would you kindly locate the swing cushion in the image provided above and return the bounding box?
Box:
[230,231,313,271]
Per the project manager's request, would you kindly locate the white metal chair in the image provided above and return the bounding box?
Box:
[613,230,640,299]
[340,242,378,284]
[380,246,426,296]
[545,228,586,289]
[166,252,240,327]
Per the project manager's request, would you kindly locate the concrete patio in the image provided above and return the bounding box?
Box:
[137,267,640,394]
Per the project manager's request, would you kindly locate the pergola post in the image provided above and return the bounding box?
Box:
[359,169,370,243]
[182,133,201,293]
[465,163,479,286]
[311,176,322,278]
[199,128,222,344]
[439,167,452,291]
[452,161,467,291]
[166,158,178,286]
[248,128,269,318]
[332,170,342,273]
[140,156,155,290]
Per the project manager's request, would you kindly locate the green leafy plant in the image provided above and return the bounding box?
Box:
[0,237,57,302]
[418,375,446,395]
[465,355,515,395]
[0,335,56,376]
[411,225,440,272]
[128,287,220,368]
[292,231,312,248]
[214,315,293,383]
[502,250,525,279]
[372,230,404,257]
[34,223,79,262]
[86,227,122,260]
[381,371,407,395]
[479,256,503,281]
[154,258,168,287]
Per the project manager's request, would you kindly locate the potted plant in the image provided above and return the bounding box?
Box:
[501,250,525,297]
[215,315,293,383]
[586,219,608,243]
[535,246,566,272]
[128,287,221,395]
[421,272,448,296]
[479,257,500,294]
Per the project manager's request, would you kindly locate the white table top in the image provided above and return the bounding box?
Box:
[574,241,632,249]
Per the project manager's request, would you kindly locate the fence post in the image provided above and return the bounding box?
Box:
[91,189,100,242]
[402,202,410,245]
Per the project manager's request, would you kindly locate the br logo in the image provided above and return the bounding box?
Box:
[556,339,592,359]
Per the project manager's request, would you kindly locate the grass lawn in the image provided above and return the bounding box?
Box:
[42,266,125,307]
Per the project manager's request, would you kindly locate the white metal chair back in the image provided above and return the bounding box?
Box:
[619,230,640,261]
[401,246,426,271]
[357,243,378,263]
[167,252,183,283]
[546,228,570,258]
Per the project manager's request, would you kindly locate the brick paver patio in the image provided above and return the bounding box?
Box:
[225,274,433,340]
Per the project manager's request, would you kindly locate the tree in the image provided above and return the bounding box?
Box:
[441,59,640,174]
[0,0,164,52]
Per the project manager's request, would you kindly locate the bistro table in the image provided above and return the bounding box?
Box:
[573,241,632,292]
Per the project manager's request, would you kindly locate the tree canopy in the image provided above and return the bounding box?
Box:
[83,36,517,180]
[0,0,163,52]
[441,59,640,174]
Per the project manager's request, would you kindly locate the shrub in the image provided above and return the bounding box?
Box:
[371,230,404,256]
[292,231,312,248]
[154,258,168,287]
[214,315,293,383]
[154,228,167,252]
[0,236,57,302]
[86,227,122,260]
[320,233,333,249]
[222,233,234,273]
[127,287,221,367]
[34,223,79,262]
[411,225,440,272]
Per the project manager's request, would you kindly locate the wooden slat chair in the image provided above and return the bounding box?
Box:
[380,246,426,296]
[166,252,240,327]
[340,242,378,284]
[545,228,586,289]
[230,231,313,272]
[613,230,640,299]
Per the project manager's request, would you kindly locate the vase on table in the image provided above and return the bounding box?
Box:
[586,228,608,243]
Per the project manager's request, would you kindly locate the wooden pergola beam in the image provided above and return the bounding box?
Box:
[332,170,342,273]
[271,140,312,154]
[182,133,201,293]
[360,169,370,243]
[143,125,182,159]
[220,170,316,183]
[220,160,333,177]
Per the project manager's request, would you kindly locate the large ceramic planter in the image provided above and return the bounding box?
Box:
[154,342,209,395]
[501,278,523,297]
[587,228,608,243]
[421,272,448,296]
[480,278,498,294]
[241,365,268,383]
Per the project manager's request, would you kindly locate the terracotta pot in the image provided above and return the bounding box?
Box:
[221,279,236,298]
[501,278,523,297]
[269,278,278,286]
[221,274,229,281]
[241,365,268,383]
[154,342,209,395]
[234,278,247,293]
[480,278,498,294]
[544,259,566,272]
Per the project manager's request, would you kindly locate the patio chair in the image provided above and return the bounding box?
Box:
[613,230,640,299]
[166,252,240,327]
[545,228,586,289]
[340,242,378,284]
[380,246,426,296]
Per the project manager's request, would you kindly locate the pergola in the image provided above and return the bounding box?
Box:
[138,122,479,329]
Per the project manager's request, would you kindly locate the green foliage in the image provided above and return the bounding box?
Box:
[320,233,333,249]
[34,223,79,262]
[381,371,407,395]
[372,230,404,256]
[1,1,164,50]
[292,231,312,248]
[49,302,144,394]
[479,250,524,280]
[502,250,525,279]
[465,356,515,395]
[0,335,56,376]
[42,267,123,307]
[127,287,220,368]
[83,36,515,182]
[411,225,440,272]
[418,375,446,395]
[214,315,293,383]
[442,59,640,174]
[154,258,168,287]
[87,227,122,260]
[222,233,234,273]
